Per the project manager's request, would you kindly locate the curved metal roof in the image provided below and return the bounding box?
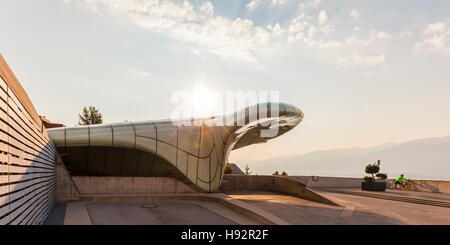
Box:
[48,102,304,191]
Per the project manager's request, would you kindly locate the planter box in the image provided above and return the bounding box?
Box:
[361,182,386,191]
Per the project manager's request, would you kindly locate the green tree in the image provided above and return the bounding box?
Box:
[224,164,234,174]
[78,106,103,125]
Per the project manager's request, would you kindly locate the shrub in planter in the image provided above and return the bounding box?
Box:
[365,164,380,180]
[362,162,388,191]
[376,173,388,180]
[363,176,374,183]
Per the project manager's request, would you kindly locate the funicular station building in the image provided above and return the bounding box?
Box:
[0,55,303,224]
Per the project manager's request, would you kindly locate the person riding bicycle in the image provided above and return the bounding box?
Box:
[394,174,408,189]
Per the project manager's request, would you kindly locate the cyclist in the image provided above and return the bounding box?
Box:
[393,174,408,190]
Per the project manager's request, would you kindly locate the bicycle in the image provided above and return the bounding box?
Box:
[398,180,414,191]
[391,180,413,191]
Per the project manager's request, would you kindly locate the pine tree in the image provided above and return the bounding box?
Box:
[78,106,103,125]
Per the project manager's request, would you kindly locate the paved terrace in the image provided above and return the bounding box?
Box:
[318,188,450,202]
[226,189,450,225]
[45,189,450,225]
[45,200,261,225]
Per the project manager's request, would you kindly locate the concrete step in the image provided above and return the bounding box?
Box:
[321,189,450,208]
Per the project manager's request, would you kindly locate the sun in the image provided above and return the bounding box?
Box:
[191,84,221,118]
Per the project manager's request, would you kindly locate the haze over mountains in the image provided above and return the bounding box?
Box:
[242,135,450,180]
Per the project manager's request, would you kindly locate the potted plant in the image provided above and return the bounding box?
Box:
[361,161,388,191]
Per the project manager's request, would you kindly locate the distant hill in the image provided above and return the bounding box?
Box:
[243,135,450,180]
[229,163,245,174]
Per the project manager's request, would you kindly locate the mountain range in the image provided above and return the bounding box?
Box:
[241,135,450,180]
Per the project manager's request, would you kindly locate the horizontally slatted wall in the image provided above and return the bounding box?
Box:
[0,59,56,225]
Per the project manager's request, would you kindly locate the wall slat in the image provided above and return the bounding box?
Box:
[0,56,56,225]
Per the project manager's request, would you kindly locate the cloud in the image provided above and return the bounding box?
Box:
[308,26,318,38]
[287,13,307,32]
[370,30,392,41]
[423,22,446,34]
[399,30,412,38]
[169,17,270,62]
[349,9,360,19]
[339,54,386,68]
[283,12,339,48]
[267,23,285,36]
[415,21,450,53]
[320,24,333,34]
[299,0,320,11]
[86,0,199,30]
[246,0,261,11]
[68,0,271,62]
[345,35,372,46]
[312,0,321,8]
[416,34,450,53]
[66,0,392,68]
[318,10,328,24]
[130,69,152,77]
[247,0,286,11]
[199,1,214,16]
[344,30,391,47]
[271,0,287,6]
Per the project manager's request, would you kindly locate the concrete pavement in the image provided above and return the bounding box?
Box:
[48,199,268,225]
[227,190,450,225]
[317,190,450,225]
[45,189,450,225]
[64,202,93,225]
[319,187,450,201]
[85,201,238,225]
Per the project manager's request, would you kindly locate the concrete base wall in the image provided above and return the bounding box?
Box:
[71,176,196,195]
[220,175,337,206]
[56,154,80,202]
[290,176,363,188]
[293,176,450,195]
[385,179,450,194]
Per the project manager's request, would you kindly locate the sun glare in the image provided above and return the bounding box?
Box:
[191,84,221,118]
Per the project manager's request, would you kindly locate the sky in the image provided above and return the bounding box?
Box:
[1,0,450,163]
